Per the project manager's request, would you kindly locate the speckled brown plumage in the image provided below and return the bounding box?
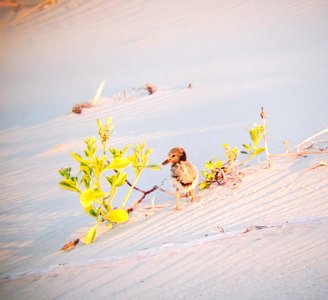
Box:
[162,147,198,209]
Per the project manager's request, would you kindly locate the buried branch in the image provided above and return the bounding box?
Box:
[110,168,169,213]
[127,185,160,213]
[126,178,169,213]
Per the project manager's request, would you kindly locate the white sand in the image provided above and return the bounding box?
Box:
[1,1,328,299]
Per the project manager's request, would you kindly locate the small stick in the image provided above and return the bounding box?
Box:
[260,107,271,167]
[269,150,328,157]
[126,179,168,213]
[296,129,328,152]
[61,238,80,251]
[126,185,159,213]
[219,168,228,185]
[283,141,289,154]
[306,161,328,171]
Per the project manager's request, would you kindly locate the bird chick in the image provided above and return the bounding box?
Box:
[162,147,198,210]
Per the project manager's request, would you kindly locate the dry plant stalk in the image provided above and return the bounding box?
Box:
[269,149,328,158]
[283,141,289,154]
[90,80,106,106]
[296,129,328,152]
[72,80,105,114]
[260,107,271,167]
[270,128,328,158]
[306,161,328,171]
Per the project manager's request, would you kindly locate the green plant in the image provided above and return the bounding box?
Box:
[200,109,269,190]
[199,143,240,190]
[241,124,266,164]
[58,117,160,244]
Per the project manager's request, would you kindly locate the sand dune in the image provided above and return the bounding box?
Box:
[0,87,327,299]
[1,1,328,299]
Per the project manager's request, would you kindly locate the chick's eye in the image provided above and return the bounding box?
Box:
[172,155,175,158]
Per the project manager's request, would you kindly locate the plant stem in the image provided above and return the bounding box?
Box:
[261,107,271,167]
[240,155,251,166]
[121,172,142,209]
[107,187,117,211]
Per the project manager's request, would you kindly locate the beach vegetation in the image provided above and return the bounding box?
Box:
[200,108,270,190]
[59,117,160,245]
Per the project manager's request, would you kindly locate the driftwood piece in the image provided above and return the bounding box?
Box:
[145,83,158,95]
[61,238,79,251]
[71,103,93,114]
[71,80,105,114]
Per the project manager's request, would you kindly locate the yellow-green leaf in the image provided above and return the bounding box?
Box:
[201,169,208,177]
[80,190,93,209]
[59,179,80,193]
[97,118,102,128]
[205,161,213,170]
[121,145,130,155]
[80,188,104,209]
[105,209,129,223]
[108,157,131,170]
[84,208,98,218]
[214,160,223,169]
[146,164,161,170]
[85,226,97,244]
[145,148,153,156]
[253,147,265,156]
[242,143,251,151]
[71,152,84,163]
[112,172,128,187]
[199,182,209,190]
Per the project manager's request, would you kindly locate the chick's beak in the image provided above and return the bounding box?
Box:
[162,158,169,165]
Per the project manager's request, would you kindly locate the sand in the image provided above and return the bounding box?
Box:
[1,1,328,299]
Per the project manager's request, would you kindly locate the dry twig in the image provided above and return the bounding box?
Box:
[296,129,328,152]
[306,161,328,171]
[126,178,168,213]
[269,149,328,158]
[260,107,271,167]
[61,238,80,251]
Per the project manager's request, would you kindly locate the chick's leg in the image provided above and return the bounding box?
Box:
[175,190,181,210]
[190,189,197,202]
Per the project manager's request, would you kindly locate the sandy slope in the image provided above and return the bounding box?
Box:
[1,0,328,299]
[0,88,327,299]
[0,154,327,299]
